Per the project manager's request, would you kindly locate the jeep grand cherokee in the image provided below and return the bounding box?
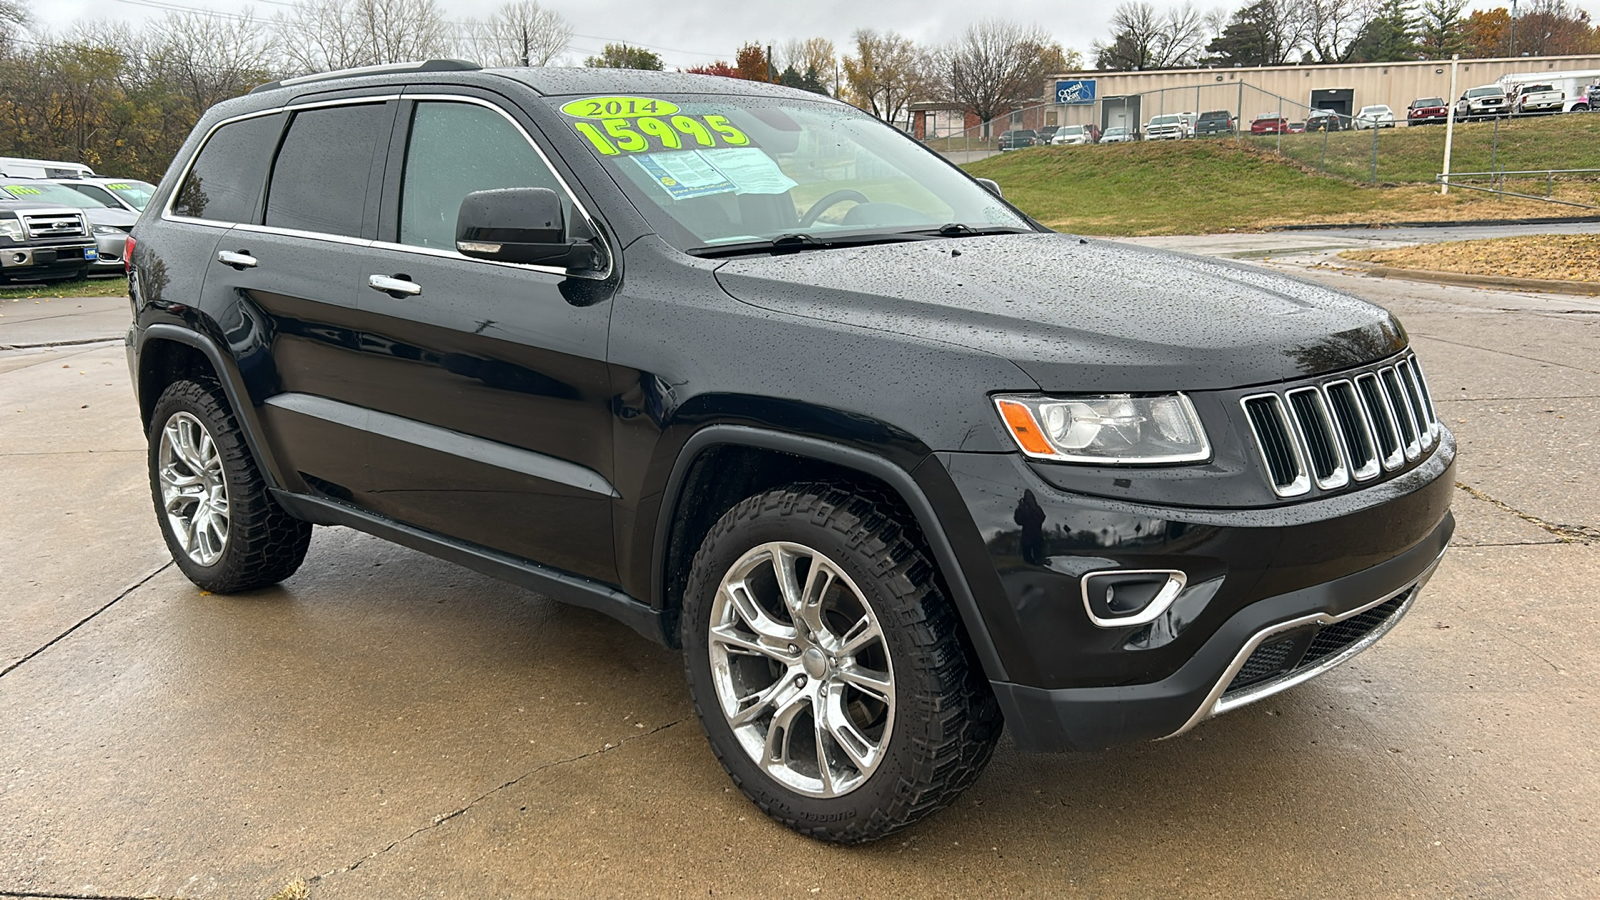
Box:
[127,62,1454,843]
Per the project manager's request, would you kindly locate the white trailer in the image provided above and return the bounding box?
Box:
[1497,69,1600,112]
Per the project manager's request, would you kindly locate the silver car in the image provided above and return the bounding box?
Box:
[54,177,158,214]
[0,180,135,273]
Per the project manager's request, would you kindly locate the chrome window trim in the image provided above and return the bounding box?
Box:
[1239,392,1310,498]
[1380,366,1422,460]
[1322,380,1382,482]
[1080,569,1188,628]
[1165,546,1444,740]
[1355,372,1405,471]
[160,93,614,281]
[393,93,612,281]
[1284,386,1349,491]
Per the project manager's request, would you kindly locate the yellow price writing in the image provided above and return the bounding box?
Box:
[572,115,749,156]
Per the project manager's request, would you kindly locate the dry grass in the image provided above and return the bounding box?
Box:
[1343,234,1600,283]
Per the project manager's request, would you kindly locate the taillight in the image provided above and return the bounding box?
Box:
[123,234,135,276]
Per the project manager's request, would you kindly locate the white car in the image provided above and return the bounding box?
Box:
[1353,105,1396,129]
[54,177,158,213]
[1100,125,1134,143]
[1144,114,1190,140]
[1050,125,1094,146]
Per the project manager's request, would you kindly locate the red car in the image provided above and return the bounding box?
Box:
[1408,96,1448,125]
[1250,114,1290,134]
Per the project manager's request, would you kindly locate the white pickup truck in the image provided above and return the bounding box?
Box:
[1512,83,1565,115]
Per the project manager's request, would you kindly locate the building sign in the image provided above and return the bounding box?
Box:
[1056,79,1097,105]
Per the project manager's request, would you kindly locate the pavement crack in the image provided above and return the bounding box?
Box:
[0,892,165,899]
[0,562,172,680]
[318,716,690,881]
[1455,482,1599,543]
[0,337,123,351]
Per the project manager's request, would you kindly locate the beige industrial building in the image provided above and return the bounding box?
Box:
[1042,54,1600,133]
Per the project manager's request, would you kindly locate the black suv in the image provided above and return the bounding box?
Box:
[128,63,1455,843]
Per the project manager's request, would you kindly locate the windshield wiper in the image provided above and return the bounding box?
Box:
[931,223,1032,237]
[687,231,936,259]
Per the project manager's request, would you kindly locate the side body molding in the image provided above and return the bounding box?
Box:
[654,425,1009,682]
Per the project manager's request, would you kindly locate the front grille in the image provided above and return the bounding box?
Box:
[1224,590,1413,696]
[20,211,88,239]
[1242,354,1439,498]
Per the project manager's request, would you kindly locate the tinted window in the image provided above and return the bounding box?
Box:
[265,103,386,237]
[172,114,282,222]
[67,184,121,207]
[398,101,564,251]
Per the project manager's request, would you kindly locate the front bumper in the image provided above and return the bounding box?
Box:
[930,427,1455,752]
[0,241,96,276]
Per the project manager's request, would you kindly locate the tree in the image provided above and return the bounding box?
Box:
[779,37,838,95]
[842,29,933,125]
[939,20,1060,136]
[1461,7,1509,57]
[1514,0,1600,56]
[684,60,738,77]
[1203,0,1304,66]
[584,43,663,70]
[275,0,451,73]
[1347,0,1420,61]
[1305,0,1381,62]
[1094,1,1214,70]
[1417,0,1468,56]
[466,1,571,67]
[146,11,281,117]
[734,42,770,81]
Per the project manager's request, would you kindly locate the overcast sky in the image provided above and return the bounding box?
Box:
[30,0,1145,70]
[31,0,1577,70]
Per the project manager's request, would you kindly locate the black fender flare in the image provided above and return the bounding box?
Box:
[136,323,288,491]
[652,424,1009,682]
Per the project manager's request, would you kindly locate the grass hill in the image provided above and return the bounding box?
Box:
[964,114,1600,236]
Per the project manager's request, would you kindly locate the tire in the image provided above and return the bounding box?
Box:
[681,483,1001,844]
[147,378,312,592]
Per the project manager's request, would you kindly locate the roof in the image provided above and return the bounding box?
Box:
[487,67,823,100]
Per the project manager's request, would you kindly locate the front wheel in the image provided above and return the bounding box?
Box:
[681,484,1000,843]
[148,378,312,592]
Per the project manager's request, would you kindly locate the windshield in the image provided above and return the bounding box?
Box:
[558,93,1030,251]
[104,180,155,210]
[1360,107,1387,114]
[1416,98,1443,106]
[1105,127,1125,135]
[1059,126,1084,135]
[1150,115,1181,126]
[1467,87,1502,97]
[1,181,110,208]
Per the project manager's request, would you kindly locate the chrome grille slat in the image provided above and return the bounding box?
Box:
[1244,354,1439,496]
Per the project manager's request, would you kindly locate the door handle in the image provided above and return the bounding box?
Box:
[217,250,257,269]
[368,274,422,298]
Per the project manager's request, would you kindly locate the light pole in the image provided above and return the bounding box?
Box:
[1442,54,1459,195]
[1509,0,1517,58]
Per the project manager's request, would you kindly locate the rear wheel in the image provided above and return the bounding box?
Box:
[148,378,311,592]
[681,483,1001,843]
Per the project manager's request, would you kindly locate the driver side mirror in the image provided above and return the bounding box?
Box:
[976,178,1003,199]
[456,187,599,270]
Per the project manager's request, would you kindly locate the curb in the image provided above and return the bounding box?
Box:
[1354,264,1600,296]
[1265,214,1600,232]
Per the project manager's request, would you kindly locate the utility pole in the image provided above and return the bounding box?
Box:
[1442,54,1459,195]
[1508,0,1517,58]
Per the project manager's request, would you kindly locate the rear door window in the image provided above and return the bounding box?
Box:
[397,101,566,251]
[172,113,283,223]
[265,103,388,238]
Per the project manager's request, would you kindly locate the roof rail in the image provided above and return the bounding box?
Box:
[251,59,481,95]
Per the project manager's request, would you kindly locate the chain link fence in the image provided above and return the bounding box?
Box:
[918,80,1600,208]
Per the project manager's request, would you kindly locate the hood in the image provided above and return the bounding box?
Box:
[81,206,139,228]
[713,233,1405,393]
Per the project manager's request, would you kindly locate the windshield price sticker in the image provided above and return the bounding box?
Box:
[5,185,42,194]
[561,97,749,156]
[107,183,133,190]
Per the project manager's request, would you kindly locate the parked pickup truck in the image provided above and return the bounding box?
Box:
[1457,84,1509,119]
[1512,83,1565,115]
[0,197,96,283]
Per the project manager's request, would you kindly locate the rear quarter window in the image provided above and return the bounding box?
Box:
[172,113,284,223]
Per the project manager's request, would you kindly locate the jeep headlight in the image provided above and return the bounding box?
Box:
[994,393,1211,464]
[0,215,22,241]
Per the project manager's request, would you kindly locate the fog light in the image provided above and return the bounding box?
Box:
[1081,570,1187,627]
[11,252,26,264]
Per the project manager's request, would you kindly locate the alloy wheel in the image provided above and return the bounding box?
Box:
[707,541,895,798]
[157,410,230,566]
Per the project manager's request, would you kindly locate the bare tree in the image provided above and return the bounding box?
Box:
[1305,0,1381,62]
[939,20,1062,136]
[353,0,452,65]
[465,0,570,67]
[146,11,281,115]
[277,0,368,73]
[842,29,934,125]
[277,0,451,73]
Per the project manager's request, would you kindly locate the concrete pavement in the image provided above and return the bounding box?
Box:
[2,254,1598,898]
